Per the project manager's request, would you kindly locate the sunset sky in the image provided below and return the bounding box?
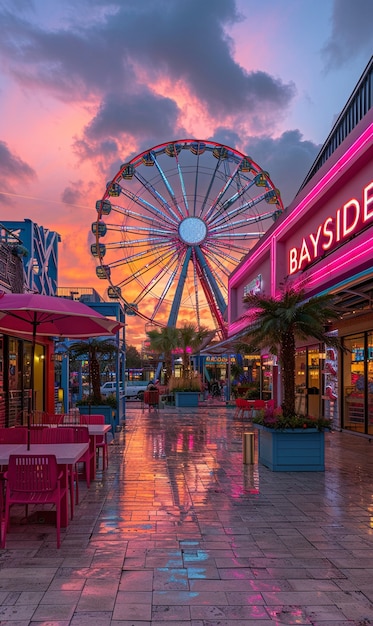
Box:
[0,0,371,347]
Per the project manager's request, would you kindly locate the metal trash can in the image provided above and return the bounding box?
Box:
[243,432,255,464]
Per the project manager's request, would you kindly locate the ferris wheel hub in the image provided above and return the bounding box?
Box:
[178,217,207,245]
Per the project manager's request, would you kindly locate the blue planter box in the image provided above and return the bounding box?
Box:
[78,405,117,435]
[174,392,200,407]
[254,425,325,471]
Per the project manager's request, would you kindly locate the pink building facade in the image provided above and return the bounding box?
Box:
[228,108,373,433]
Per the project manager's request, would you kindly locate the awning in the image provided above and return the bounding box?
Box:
[200,328,252,355]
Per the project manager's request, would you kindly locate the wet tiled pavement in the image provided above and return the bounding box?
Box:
[1,403,373,624]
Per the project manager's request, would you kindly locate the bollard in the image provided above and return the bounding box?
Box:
[243,432,255,464]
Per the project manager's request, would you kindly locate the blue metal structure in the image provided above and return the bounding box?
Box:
[0,219,60,295]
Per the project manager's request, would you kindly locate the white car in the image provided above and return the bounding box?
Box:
[125,381,148,400]
[100,382,124,397]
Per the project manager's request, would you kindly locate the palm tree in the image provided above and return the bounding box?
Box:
[243,285,341,417]
[178,323,211,374]
[69,338,118,404]
[146,326,180,383]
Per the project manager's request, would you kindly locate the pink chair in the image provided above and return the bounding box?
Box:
[0,428,28,513]
[81,415,109,470]
[44,414,64,425]
[67,427,94,504]
[0,428,28,444]
[29,426,48,444]
[234,398,247,419]
[42,428,76,518]
[252,399,266,417]
[2,454,66,549]
[62,413,85,425]
[242,399,253,420]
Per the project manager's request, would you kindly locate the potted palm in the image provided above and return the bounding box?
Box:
[242,284,341,471]
[69,338,119,433]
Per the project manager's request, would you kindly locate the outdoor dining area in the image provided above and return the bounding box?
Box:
[0,412,111,549]
[234,397,274,419]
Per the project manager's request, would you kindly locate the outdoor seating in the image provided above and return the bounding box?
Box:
[62,412,85,425]
[251,399,266,417]
[0,428,28,444]
[67,426,94,498]
[29,426,48,443]
[42,427,76,518]
[234,398,245,418]
[234,398,252,420]
[80,415,108,470]
[2,454,66,549]
[44,414,64,425]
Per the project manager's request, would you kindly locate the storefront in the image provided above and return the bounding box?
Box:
[0,333,55,427]
[228,91,372,432]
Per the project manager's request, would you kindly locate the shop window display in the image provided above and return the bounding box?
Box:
[343,334,370,433]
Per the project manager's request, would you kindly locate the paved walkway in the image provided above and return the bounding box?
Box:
[1,404,373,624]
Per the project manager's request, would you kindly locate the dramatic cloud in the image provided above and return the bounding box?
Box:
[0,141,36,202]
[84,91,182,144]
[0,1,295,121]
[321,0,373,70]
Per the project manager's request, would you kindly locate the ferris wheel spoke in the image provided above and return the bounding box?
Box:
[209,208,277,234]
[204,162,242,222]
[150,266,180,320]
[209,240,253,262]
[117,224,176,239]
[202,244,243,272]
[208,190,270,228]
[135,170,181,223]
[113,193,179,228]
[104,236,173,251]
[199,159,221,218]
[114,245,181,288]
[132,250,182,306]
[152,154,185,220]
[105,241,177,271]
[208,175,259,223]
[174,152,190,217]
[105,236,176,252]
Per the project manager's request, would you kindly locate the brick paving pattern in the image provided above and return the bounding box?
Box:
[0,404,373,624]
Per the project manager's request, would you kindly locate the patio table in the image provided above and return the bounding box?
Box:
[0,442,88,527]
[85,424,111,479]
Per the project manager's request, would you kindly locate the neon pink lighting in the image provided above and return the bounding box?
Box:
[307,234,373,290]
[289,182,373,274]
[270,236,276,296]
[229,122,373,289]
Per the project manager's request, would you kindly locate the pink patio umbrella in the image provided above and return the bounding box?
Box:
[0,292,123,447]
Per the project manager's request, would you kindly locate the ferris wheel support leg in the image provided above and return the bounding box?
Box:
[167,249,192,327]
[194,246,226,316]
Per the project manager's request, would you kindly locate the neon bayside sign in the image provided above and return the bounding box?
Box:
[289,181,373,274]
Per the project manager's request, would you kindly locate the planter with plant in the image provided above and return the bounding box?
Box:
[69,338,119,433]
[241,283,341,471]
[252,406,331,471]
[169,373,203,407]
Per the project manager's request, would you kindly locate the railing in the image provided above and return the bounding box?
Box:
[1,390,33,428]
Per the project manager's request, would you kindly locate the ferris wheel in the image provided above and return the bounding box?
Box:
[92,139,283,340]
